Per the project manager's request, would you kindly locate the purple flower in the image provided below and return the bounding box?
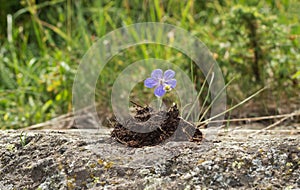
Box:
[144,69,177,97]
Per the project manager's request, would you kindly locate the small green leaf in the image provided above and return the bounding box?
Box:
[292,70,300,79]
[42,100,53,113]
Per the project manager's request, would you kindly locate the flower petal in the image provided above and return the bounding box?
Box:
[151,69,163,79]
[154,85,166,97]
[144,78,158,88]
[165,79,177,88]
[164,69,175,80]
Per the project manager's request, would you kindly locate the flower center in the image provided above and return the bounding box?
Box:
[164,85,171,91]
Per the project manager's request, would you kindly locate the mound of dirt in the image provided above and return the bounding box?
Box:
[110,104,203,147]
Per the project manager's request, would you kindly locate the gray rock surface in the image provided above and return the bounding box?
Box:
[0,129,299,189]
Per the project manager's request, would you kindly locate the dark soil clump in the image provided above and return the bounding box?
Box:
[110,104,202,148]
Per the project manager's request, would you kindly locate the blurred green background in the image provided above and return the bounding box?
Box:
[0,0,299,129]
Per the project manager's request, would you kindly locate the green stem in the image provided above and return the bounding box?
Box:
[158,97,162,111]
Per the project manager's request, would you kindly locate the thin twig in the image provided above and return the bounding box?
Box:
[201,112,300,123]
[196,86,267,126]
[24,103,100,130]
[130,100,144,108]
[213,129,300,135]
[249,109,300,136]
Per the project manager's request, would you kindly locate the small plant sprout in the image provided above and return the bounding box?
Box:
[144,69,177,110]
[20,131,27,147]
